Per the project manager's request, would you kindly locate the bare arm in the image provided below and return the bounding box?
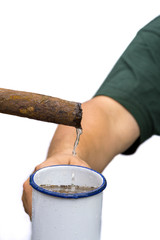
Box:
[22,96,140,217]
[47,96,139,171]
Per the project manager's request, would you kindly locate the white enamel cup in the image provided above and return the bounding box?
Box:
[30,165,107,240]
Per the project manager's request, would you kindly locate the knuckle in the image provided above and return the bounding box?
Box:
[34,164,41,172]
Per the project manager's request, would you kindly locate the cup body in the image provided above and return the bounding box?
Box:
[30,165,107,240]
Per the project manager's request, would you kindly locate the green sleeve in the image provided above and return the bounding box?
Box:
[94,16,160,154]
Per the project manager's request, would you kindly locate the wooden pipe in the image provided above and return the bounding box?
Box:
[0,88,82,128]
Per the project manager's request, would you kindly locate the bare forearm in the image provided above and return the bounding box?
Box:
[47,100,114,172]
[47,96,140,172]
[47,125,77,156]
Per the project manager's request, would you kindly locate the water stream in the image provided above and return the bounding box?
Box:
[72,128,82,156]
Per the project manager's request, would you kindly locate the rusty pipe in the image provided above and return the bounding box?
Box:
[0,88,82,128]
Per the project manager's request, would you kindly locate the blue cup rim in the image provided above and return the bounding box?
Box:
[30,165,107,199]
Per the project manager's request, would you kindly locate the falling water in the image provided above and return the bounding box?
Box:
[72,128,82,156]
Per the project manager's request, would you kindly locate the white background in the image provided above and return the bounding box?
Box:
[0,1,160,239]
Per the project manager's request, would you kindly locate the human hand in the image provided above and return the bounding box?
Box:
[22,152,90,219]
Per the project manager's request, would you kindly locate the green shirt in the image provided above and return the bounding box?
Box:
[94,16,160,154]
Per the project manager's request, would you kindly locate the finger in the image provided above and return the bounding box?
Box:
[22,178,32,219]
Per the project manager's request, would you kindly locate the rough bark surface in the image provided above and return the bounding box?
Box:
[0,88,82,128]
